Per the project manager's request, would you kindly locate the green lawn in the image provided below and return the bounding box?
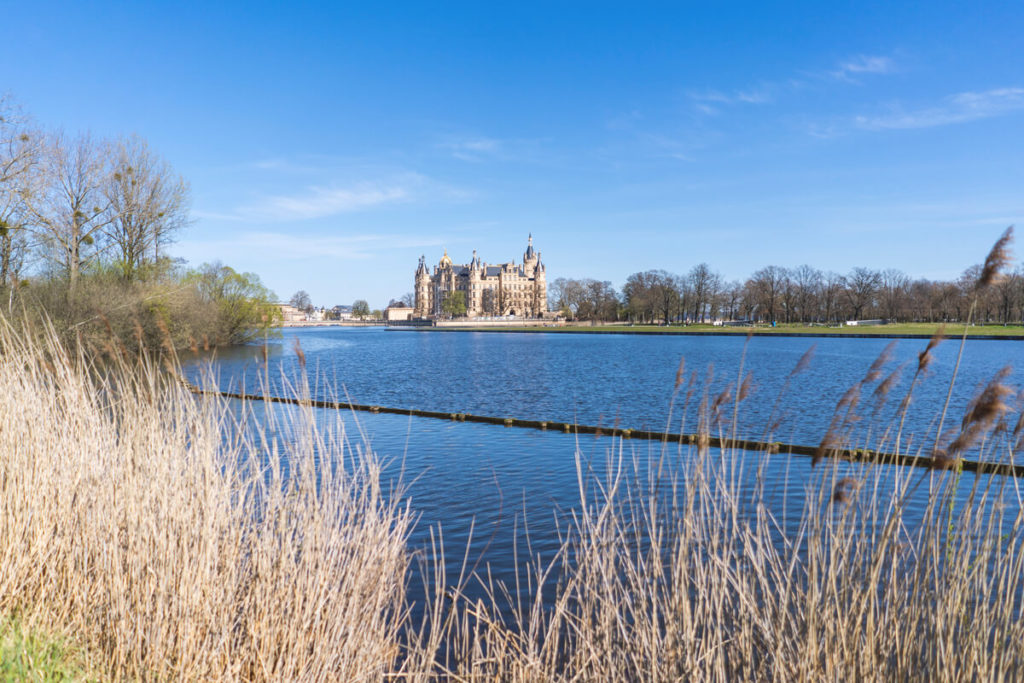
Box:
[0,619,90,682]
[437,322,1024,337]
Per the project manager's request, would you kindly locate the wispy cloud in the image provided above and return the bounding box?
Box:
[854,87,1024,130]
[195,162,474,223]
[635,133,697,161]
[437,135,554,164]
[236,169,479,221]
[689,54,896,118]
[178,231,447,261]
[192,209,245,222]
[829,55,896,82]
[244,182,410,221]
[216,155,355,175]
[603,111,707,162]
[441,137,502,161]
[688,85,774,112]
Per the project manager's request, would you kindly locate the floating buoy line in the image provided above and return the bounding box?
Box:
[179,379,1024,479]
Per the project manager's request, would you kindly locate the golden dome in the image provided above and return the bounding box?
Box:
[439,249,452,268]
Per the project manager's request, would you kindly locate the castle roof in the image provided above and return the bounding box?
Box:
[431,236,539,278]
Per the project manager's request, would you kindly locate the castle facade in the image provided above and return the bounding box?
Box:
[414,235,547,318]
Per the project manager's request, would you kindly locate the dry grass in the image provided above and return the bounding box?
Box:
[0,318,415,680]
[413,347,1024,681]
[3,289,1024,679]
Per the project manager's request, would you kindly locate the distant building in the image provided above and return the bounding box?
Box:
[414,235,547,318]
[279,303,328,322]
[330,305,354,321]
[384,304,414,321]
[279,303,305,322]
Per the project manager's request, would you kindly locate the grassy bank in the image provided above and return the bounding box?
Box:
[2,314,1024,679]
[413,320,1024,338]
[0,618,91,681]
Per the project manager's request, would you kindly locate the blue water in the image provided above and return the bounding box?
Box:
[185,328,1024,601]
[191,327,1024,448]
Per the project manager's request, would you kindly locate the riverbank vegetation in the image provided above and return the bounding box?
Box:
[3,298,1024,679]
[551,227,1024,325]
[429,320,1024,338]
[0,618,90,681]
[0,97,278,352]
[2,233,1024,679]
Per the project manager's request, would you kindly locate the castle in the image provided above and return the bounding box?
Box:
[414,235,547,318]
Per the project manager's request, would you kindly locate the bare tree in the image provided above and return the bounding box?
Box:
[879,268,910,322]
[289,290,313,313]
[547,277,568,315]
[561,278,586,319]
[23,132,114,295]
[907,279,935,322]
[821,271,845,323]
[994,268,1022,324]
[104,134,190,280]
[623,271,659,322]
[688,263,720,323]
[791,265,822,323]
[779,270,797,323]
[844,267,881,321]
[0,98,41,286]
[955,265,981,321]
[648,270,680,323]
[747,265,787,324]
[576,279,618,321]
[481,288,498,316]
[722,280,743,321]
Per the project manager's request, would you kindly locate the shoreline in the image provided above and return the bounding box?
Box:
[387,325,1024,341]
[281,320,385,328]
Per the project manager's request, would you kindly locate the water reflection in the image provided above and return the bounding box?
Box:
[187,328,1024,610]
[185,327,1024,451]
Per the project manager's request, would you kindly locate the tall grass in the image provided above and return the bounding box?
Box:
[0,318,414,680]
[1,233,1024,679]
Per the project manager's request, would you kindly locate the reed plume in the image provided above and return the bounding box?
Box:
[790,343,816,377]
[978,225,1014,289]
[917,325,945,374]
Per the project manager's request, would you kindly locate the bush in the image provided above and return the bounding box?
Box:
[4,259,279,354]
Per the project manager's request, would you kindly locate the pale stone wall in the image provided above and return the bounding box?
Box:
[279,304,305,322]
[384,305,414,321]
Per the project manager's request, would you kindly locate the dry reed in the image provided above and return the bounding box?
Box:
[0,317,415,680]
[2,229,1024,680]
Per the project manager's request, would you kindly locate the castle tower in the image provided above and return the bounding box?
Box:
[414,255,431,318]
[436,249,454,316]
[522,233,539,278]
[468,249,481,316]
[534,254,547,316]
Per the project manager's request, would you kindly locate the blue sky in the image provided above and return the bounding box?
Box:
[2,1,1022,307]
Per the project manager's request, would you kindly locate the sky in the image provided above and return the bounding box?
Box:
[2,1,1022,308]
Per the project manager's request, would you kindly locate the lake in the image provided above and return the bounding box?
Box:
[191,326,1024,446]
[185,327,1024,601]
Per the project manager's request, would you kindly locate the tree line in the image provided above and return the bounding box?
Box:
[549,255,1024,325]
[0,98,278,350]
